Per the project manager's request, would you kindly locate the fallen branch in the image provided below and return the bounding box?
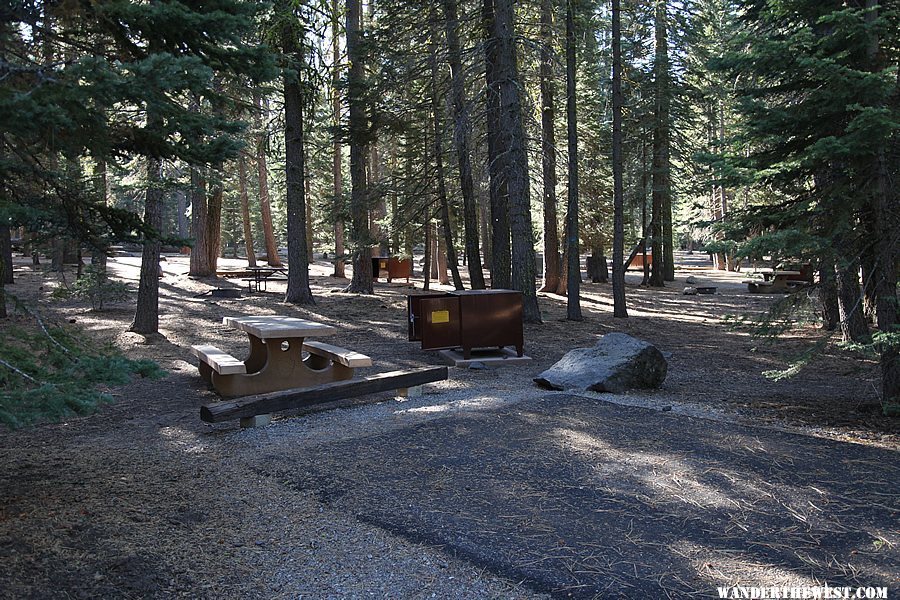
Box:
[9,294,73,357]
[0,357,44,385]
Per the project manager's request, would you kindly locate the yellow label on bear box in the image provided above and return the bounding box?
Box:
[431,310,450,324]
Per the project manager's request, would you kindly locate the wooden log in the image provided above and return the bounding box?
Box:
[200,366,448,423]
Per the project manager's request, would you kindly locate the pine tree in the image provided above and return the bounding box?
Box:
[721,0,899,409]
[565,0,583,320]
[345,0,374,293]
[611,0,628,318]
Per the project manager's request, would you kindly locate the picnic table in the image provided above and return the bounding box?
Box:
[191,315,371,398]
[192,315,449,428]
[243,266,288,292]
[743,270,805,293]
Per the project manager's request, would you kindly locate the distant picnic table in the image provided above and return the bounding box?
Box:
[743,270,807,293]
[242,266,288,292]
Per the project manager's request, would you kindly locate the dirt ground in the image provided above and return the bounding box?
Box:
[0,251,897,598]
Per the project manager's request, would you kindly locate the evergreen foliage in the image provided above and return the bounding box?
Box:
[0,316,163,429]
[51,265,132,311]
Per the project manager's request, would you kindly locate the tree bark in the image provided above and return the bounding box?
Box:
[0,226,12,285]
[865,0,899,410]
[493,0,540,322]
[131,157,163,334]
[254,94,282,268]
[332,0,346,278]
[346,0,373,293]
[424,218,432,290]
[565,0,581,320]
[819,262,840,330]
[611,0,628,318]
[189,165,212,277]
[437,225,450,285]
[284,50,315,305]
[430,17,464,291]
[0,229,7,318]
[442,0,485,289]
[538,0,561,294]
[483,0,510,289]
[835,259,869,343]
[649,0,670,287]
[238,155,257,267]
[205,164,224,271]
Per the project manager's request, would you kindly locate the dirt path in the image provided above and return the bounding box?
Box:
[0,252,897,597]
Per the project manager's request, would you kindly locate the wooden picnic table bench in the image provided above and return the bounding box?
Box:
[241,266,289,292]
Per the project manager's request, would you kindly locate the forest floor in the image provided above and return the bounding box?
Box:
[0,251,897,598]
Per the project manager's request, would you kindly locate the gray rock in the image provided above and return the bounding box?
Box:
[533,333,667,393]
[467,361,489,371]
[683,286,698,295]
[685,275,698,284]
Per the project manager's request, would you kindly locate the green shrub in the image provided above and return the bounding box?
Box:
[0,322,164,429]
[52,266,131,310]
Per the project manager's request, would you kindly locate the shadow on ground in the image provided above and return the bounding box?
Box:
[266,395,899,598]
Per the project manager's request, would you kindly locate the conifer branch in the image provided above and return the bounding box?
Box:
[0,358,43,386]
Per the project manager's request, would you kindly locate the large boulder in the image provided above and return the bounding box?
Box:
[534,333,667,393]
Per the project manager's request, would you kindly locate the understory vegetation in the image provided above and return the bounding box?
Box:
[0,305,162,429]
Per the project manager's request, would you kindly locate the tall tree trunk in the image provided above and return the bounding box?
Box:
[437,225,450,285]
[91,158,109,271]
[538,0,561,294]
[254,94,282,268]
[611,0,628,318]
[819,261,840,330]
[442,0,485,289]
[483,0,510,289]
[238,155,257,267]
[205,163,224,271]
[658,1,674,281]
[565,0,581,320]
[860,252,878,322]
[189,165,212,277]
[346,0,373,293]
[494,0,540,322]
[332,0,346,278]
[649,0,670,287]
[0,230,7,318]
[557,218,569,296]
[477,148,493,270]
[835,258,869,343]
[430,16,464,291]
[865,0,899,411]
[284,59,315,305]
[424,218,432,290]
[175,191,188,242]
[640,135,650,285]
[0,226,12,285]
[131,157,163,334]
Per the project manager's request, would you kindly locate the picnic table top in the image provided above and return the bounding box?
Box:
[246,265,287,272]
[223,315,336,339]
[773,270,802,276]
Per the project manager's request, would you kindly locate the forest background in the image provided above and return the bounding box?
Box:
[1,0,897,412]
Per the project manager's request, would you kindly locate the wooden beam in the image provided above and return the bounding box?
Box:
[200,366,448,423]
[623,237,645,270]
